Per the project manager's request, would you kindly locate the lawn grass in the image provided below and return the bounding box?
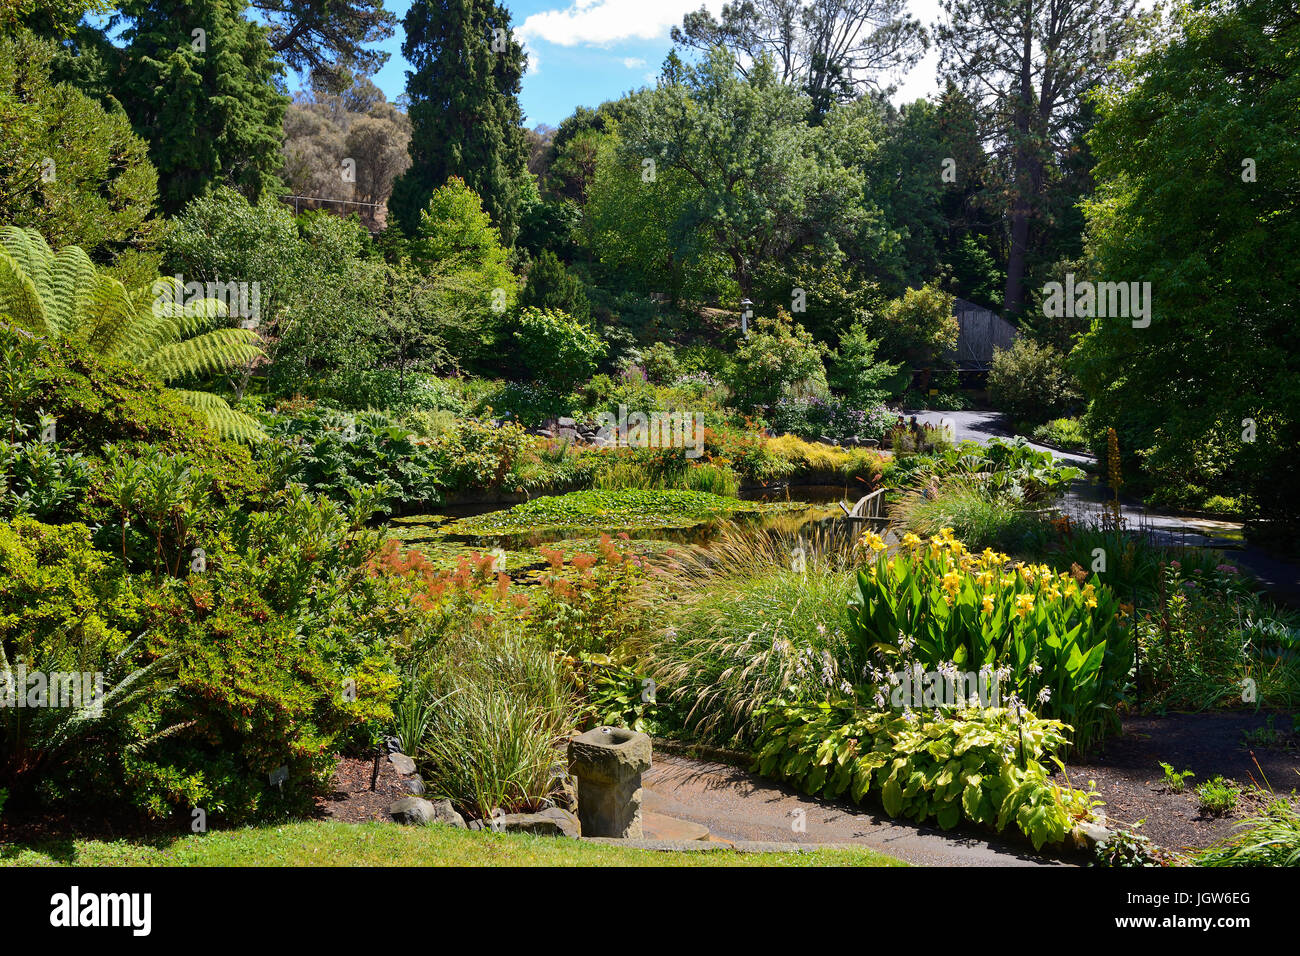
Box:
[0,821,905,867]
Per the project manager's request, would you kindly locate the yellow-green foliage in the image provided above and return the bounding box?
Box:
[0,517,142,662]
[766,434,885,484]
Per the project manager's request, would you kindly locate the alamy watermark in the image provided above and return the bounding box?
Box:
[1041,272,1152,328]
[595,404,706,459]
[151,275,261,328]
[0,663,103,715]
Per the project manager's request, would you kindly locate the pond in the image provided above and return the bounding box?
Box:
[383,484,880,578]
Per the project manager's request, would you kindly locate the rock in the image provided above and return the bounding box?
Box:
[567,726,653,839]
[499,807,579,838]
[556,427,579,443]
[384,736,402,754]
[642,811,710,842]
[431,798,467,829]
[388,752,417,776]
[557,416,576,427]
[389,797,436,825]
[1074,819,1114,848]
[404,777,426,795]
[467,819,485,832]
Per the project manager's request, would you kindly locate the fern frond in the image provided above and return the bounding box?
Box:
[0,227,55,299]
[78,274,140,355]
[144,327,264,382]
[168,389,266,443]
[167,388,232,411]
[44,244,98,340]
[0,248,48,333]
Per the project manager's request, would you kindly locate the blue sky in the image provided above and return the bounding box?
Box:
[298,0,950,128]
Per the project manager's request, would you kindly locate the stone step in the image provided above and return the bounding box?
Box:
[641,811,710,842]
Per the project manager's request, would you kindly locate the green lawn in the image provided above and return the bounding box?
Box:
[0,821,905,867]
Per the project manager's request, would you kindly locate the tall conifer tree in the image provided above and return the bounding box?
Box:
[392,0,528,246]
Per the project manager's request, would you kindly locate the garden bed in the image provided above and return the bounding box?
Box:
[1056,711,1300,853]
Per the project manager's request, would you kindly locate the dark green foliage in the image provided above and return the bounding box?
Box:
[987,338,1080,426]
[0,29,160,256]
[262,408,445,515]
[1074,0,1300,533]
[14,336,265,508]
[111,0,289,214]
[391,0,529,245]
[512,307,605,392]
[520,250,589,321]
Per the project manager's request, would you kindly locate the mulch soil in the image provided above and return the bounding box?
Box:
[1056,710,1300,854]
[313,754,413,824]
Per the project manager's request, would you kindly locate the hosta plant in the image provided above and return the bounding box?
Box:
[754,699,1097,850]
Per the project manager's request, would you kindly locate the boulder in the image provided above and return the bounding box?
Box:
[499,807,579,838]
[431,798,467,829]
[388,752,417,776]
[389,797,435,825]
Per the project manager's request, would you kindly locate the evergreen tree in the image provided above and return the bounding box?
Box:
[113,0,289,214]
[391,0,528,245]
[520,250,588,321]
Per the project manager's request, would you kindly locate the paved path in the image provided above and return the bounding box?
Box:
[906,409,1300,606]
[643,753,1067,866]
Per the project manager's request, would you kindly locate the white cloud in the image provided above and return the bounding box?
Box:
[518,0,724,48]
[622,57,646,69]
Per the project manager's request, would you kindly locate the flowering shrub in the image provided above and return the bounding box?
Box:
[848,528,1131,753]
[755,699,1097,849]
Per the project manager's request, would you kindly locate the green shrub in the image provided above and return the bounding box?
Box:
[513,307,606,392]
[263,407,444,515]
[124,488,402,821]
[638,342,680,385]
[15,338,266,507]
[1031,417,1089,451]
[988,338,1080,426]
[829,322,903,407]
[768,397,891,443]
[0,518,169,806]
[725,310,828,410]
[870,281,958,366]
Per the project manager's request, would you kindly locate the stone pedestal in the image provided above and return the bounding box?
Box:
[567,726,652,838]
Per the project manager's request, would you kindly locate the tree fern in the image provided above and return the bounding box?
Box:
[0,226,266,441]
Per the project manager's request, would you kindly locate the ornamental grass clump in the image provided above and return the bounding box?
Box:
[848,528,1132,753]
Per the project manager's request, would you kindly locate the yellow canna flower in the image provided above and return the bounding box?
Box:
[1014,594,1035,618]
[981,594,995,614]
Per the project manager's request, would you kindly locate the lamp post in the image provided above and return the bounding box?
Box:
[740,298,753,336]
